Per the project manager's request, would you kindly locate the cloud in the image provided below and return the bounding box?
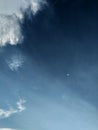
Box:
[0,99,26,119]
[6,54,25,71]
[0,0,22,14]
[0,108,17,118]
[0,128,16,130]
[0,0,47,47]
[0,14,23,46]
[21,0,47,15]
[16,99,26,112]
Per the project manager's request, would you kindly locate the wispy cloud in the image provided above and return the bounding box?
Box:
[7,54,24,71]
[0,14,23,46]
[0,99,26,119]
[0,128,16,130]
[28,0,47,15]
[16,99,26,112]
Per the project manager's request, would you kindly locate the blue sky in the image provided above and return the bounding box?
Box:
[0,0,98,130]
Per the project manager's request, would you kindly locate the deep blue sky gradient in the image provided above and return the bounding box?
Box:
[0,0,98,130]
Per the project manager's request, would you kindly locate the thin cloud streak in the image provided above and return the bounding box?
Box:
[0,99,26,119]
[0,128,16,130]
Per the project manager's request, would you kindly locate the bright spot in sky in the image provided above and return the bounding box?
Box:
[66,73,70,77]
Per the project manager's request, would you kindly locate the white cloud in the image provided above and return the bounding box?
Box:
[7,54,24,71]
[0,14,23,46]
[16,99,26,112]
[0,0,22,15]
[0,99,26,119]
[0,0,47,47]
[30,0,47,15]
[0,128,16,130]
[0,108,17,118]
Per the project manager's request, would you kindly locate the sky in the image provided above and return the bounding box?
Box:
[0,0,98,130]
